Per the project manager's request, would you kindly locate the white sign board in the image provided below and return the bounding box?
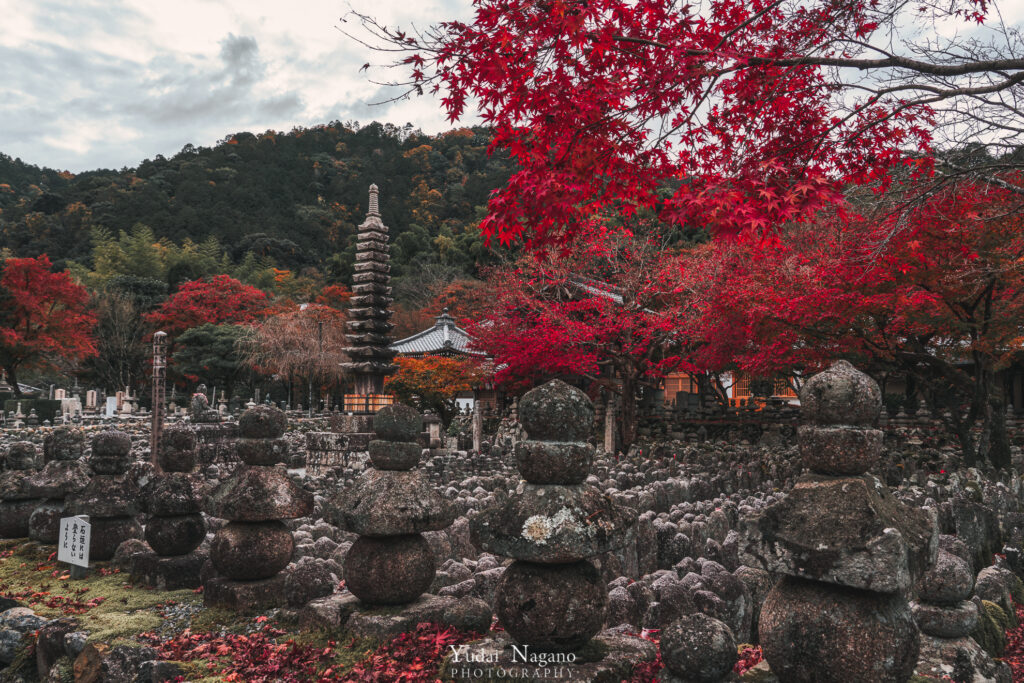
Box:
[57,516,91,567]
[105,396,117,418]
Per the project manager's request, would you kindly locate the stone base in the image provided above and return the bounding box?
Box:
[440,628,657,683]
[203,574,287,611]
[130,551,207,590]
[914,634,1011,683]
[297,592,491,639]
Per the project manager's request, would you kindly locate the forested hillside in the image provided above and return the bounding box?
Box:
[0,122,514,307]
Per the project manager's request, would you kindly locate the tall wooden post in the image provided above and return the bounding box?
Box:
[151,331,167,469]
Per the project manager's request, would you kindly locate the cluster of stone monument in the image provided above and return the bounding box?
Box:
[2,363,1024,681]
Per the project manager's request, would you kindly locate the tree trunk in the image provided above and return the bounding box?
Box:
[619,372,637,449]
[5,364,21,398]
[986,397,1012,469]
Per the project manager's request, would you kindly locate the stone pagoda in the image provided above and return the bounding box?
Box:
[326,404,454,604]
[26,428,90,544]
[473,379,637,651]
[740,361,937,682]
[131,424,207,590]
[204,405,312,610]
[0,443,42,538]
[342,184,397,401]
[67,430,142,561]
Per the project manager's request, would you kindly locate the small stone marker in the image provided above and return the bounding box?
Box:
[58,515,90,577]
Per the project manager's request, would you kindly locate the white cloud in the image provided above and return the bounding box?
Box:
[0,0,475,171]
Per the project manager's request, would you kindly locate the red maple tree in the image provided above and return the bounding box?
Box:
[673,179,1024,466]
[146,275,270,337]
[0,255,97,397]
[468,228,684,447]
[350,0,1020,246]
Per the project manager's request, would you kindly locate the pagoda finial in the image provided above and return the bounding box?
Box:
[368,184,380,216]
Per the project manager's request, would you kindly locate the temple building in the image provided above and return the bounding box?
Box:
[391,309,500,413]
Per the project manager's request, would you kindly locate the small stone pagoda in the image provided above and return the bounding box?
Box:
[204,405,312,609]
[67,430,142,560]
[473,379,637,651]
[343,184,397,400]
[740,361,937,682]
[326,404,454,604]
[26,428,90,544]
[132,425,207,589]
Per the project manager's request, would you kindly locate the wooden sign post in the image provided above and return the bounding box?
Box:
[58,515,91,578]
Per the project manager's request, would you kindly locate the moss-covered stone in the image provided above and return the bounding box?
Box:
[970,600,1008,657]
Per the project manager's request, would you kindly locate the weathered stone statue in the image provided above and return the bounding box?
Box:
[25,428,90,544]
[67,430,142,560]
[326,404,454,604]
[740,360,937,682]
[204,405,312,609]
[131,425,207,589]
[473,379,636,651]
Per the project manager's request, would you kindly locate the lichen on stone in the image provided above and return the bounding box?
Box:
[522,507,579,544]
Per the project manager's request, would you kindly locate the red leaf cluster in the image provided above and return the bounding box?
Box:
[385,0,969,245]
[139,623,335,683]
[145,274,270,336]
[0,254,97,378]
[344,622,482,682]
[1003,602,1024,681]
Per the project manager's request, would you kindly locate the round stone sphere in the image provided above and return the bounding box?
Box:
[514,441,593,484]
[29,500,66,543]
[145,513,206,556]
[159,426,196,472]
[368,440,421,470]
[344,534,435,605]
[518,379,594,442]
[495,560,607,652]
[235,438,289,466]
[800,360,881,426]
[373,404,422,442]
[211,520,294,580]
[91,430,131,458]
[44,427,85,462]
[90,455,131,476]
[911,600,978,638]
[0,499,38,537]
[238,405,287,439]
[760,576,920,683]
[660,613,737,683]
[916,549,973,604]
[4,442,39,471]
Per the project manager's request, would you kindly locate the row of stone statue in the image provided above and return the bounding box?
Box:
[1,362,948,682]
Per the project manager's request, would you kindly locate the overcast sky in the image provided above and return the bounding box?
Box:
[0,0,473,172]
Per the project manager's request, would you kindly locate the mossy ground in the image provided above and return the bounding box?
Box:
[0,538,200,647]
[1,538,381,679]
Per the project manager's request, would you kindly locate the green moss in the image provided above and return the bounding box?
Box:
[48,655,75,683]
[0,540,199,650]
[971,599,1008,657]
[984,600,1011,631]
